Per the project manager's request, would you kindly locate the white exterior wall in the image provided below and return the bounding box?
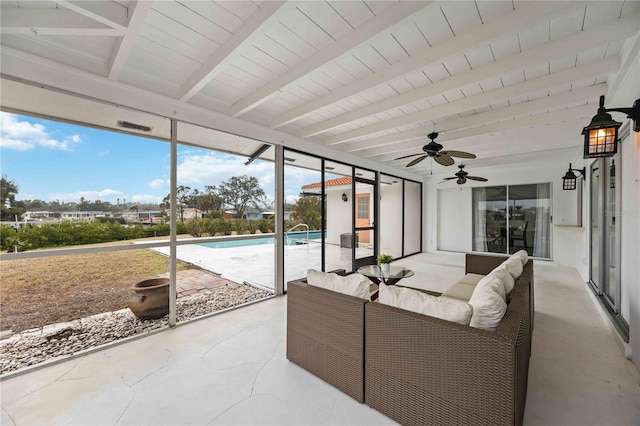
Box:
[380,181,403,258]
[326,188,352,246]
[608,42,640,370]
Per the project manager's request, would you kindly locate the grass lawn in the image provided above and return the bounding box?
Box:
[1,249,192,333]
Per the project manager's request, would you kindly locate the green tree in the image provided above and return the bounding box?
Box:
[218,175,266,219]
[291,196,322,230]
[1,175,24,221]
[161,185,192,222]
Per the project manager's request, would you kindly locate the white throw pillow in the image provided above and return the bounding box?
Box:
[468,287,507,332]
[490,265,516,296]
[306,269,371,301]
[475,273,507,301]
[379,283,473,325]
[513,250,529,266]
[501,256,523,280]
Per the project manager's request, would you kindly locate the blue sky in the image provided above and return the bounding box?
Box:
[0,112,318,207]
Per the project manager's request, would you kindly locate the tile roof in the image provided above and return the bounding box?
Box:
[302,176,352,190]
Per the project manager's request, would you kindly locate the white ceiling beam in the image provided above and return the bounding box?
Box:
[55,1,128,32]
[0,8,124,36]
[229,1,434,118]
[323,56,619,146]
[108,1,153,81]
[271,1,586,129]
[346,84,607,153]
[371,105,596,164]
[179,1,292,102]
[302,13,639,138]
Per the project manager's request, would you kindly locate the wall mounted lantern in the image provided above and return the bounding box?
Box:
[341,192,348,202]
[562,163,585,191]
[582,95,640,158]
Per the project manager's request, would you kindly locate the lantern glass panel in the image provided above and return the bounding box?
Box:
[586,127,617,157]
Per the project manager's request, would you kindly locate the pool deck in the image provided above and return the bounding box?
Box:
[152,240,371,292]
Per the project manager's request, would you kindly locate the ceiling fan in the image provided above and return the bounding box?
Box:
[439,165,488,185]
[394,132,476,167]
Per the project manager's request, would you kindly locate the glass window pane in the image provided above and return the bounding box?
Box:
[324,161,353,272]
[473,186,507,254]
[380,175,403,259]
[403,180,421,255]
[508,184,551,258]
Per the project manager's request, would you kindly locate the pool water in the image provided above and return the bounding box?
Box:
[200,231,324,248]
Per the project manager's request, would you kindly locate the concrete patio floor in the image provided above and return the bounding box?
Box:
[1,253,638,425]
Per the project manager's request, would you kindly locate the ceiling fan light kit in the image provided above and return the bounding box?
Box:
[440,165,488,185]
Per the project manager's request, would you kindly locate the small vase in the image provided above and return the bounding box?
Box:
[128,278,170,320]
[380,263,390,273]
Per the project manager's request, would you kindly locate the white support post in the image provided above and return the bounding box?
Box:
[169,119,177,326]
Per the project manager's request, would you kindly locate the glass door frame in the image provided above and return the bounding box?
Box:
[352,173,378,270]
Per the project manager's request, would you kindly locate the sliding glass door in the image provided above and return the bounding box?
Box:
[472,183,551,258]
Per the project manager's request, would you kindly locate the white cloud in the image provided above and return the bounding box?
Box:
[132,194,163,204]
[0,112,82,151]
[48,189,124,203]
[175,151,322,200]
[149,178,167,189]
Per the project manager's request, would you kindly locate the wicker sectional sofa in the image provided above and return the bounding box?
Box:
[365,254,533,426]
[286,254,534,425]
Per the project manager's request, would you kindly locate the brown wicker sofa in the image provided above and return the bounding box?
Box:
[365,253,534,426]
[286,270,367,402]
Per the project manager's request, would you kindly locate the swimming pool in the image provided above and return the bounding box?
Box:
[200,231,324,248]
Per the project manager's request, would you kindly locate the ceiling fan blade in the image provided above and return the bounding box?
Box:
[434,154,455,166]
[442,177,457,181]
[457,177,466,185]
[406,155,427,167]
[394,153,424,160]
[467,176,488,182]
[442,150,476,159]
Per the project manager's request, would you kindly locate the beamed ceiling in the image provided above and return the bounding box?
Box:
[1,1,639,177]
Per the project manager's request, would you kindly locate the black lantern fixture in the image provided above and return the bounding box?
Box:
[341,192,348,202]
[610,160,615,189]
[582,95,640,158]
[562,163,585,191]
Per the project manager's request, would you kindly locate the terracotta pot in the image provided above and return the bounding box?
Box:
[128,278,170,320]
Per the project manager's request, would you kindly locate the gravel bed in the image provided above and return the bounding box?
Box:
[0,284,271,375]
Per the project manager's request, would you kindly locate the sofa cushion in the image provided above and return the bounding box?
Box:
[501,256,523,280]
[475,273,507,301]
[379,283,473,325]
[468,287,507,331]
[491,265,516,296]
[513,249,529,266]
[442,282,476,301]
[306,269,372,301]
[458,273,485,286]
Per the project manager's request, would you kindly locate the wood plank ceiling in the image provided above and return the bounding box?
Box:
[1,1,639,176]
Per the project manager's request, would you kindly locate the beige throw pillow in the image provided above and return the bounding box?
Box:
[501,256,523,280]
[491,265,516,295]
[475,273,507,301]
[468,287,507,332]
[306,269,372,301]
[513,249,529,266]
[379,283,473,325]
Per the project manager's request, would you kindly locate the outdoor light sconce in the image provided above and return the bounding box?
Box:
[562,163,585,191]
[341,193,348,202]
[581,95,640,158]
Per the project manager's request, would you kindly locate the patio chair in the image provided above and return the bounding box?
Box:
[510,221,528,250]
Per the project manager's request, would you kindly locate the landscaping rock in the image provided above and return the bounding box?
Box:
[0,285,270,375]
